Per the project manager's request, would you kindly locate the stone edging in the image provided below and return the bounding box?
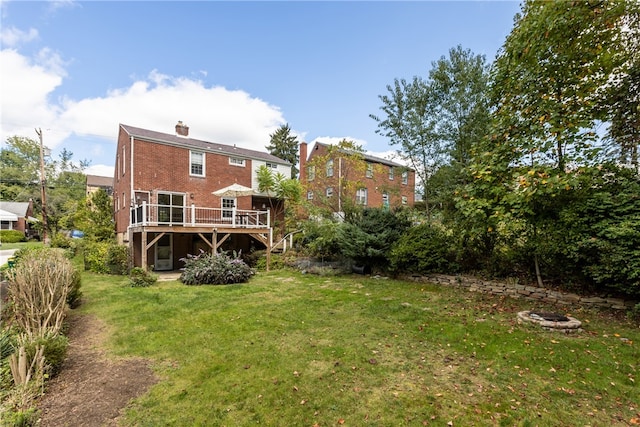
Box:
[407,274,638,311]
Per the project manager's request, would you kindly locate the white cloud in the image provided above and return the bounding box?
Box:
[1,49,288,160]
[0,26,38,47]
[84,164,114,178]
[0,48,64,140]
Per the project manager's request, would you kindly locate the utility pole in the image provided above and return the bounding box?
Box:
[35,128,49,245]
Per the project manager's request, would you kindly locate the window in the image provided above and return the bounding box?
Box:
[307,165,316,181]
[266,162,278,169]
[222,198,236,219]
[307,191,314,200]
[402,171,408,185]
[326,187,334,197]
[389,167,394,180]
[190,151,205,176]
[382,192,389,209]
[326,159,334,177]
[229,157,245,167]
[356,188,368,205]
[121,146,125,176]
[402,196,408,205]
[157,192,185,224]
[366,163,373,178]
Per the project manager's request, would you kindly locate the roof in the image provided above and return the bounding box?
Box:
[120,124,291,166]
[86,175,114,187]
[0,201,30,217]
[0,208,19,221]
[311,142,413,170]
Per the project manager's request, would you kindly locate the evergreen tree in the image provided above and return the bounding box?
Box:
[266,124,299,179]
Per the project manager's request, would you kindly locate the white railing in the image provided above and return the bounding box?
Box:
[271,229,303,253]
[131,202,270,228]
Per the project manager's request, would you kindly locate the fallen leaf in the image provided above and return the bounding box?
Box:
[338,419,345,424]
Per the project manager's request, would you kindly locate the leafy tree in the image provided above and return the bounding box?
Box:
[303,139,368,220]
[371,46,490,220]
[1,136,88,236]
[256,165,302,232]
[491,0,631,171]
[266,124,300,179]
[601,2,640,169]
[74,189,114,242]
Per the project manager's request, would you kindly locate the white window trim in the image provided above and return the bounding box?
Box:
[229,157,246,167]
[402,171,408,185]
[190,150,205,177]
[326,187,334,197]
[366,163,373,178]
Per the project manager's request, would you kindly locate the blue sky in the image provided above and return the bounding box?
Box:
[1,1,521,177]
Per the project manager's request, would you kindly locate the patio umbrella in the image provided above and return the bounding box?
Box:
[212,183,256,198]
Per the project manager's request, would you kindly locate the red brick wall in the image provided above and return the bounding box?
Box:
[303,143,415,210]
[114,128,256,235]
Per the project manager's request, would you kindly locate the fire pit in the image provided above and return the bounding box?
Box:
[517,310,582,333]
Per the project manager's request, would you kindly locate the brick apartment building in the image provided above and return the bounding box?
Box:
[113,122,291,270]
[299,141,415,216]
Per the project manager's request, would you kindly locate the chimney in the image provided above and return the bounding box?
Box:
[175,121,189,137]
[299,142,308,181]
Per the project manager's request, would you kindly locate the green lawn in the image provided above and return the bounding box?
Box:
[77,270,638,426]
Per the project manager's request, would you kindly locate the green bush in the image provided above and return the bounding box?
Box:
[180,250,254,285]
[106,244,129,275]
[50,232,72,249]
[25,333,69,377]
[83,242,128,275]
[389,223,455,275]
[129,267,157,287]
[66,269,82,308]
[83,241,110,273]
[0,230,26,243]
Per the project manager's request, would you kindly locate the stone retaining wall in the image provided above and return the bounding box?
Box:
[408,274,638,311]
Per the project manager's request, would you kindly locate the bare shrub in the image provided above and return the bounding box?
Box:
[9,249,75,339]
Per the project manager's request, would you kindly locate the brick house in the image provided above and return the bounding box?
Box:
[299,142,415,215]
[86,174,114,197]
[113,122,291,271]
[0,200,37,239]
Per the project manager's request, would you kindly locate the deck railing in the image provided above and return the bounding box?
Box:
[130,202,270,228]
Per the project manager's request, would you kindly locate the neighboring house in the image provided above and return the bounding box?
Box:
[86,174,114,197]
[299,142,415,215]
[0,200,38,238]
[113,122,292,271]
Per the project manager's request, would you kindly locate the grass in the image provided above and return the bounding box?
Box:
[77,270,638,426]
[0,241,43,251]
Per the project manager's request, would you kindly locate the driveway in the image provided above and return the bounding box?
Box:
[0,249,17,267]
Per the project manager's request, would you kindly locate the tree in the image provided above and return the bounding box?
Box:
[302,139,368,220]
[461,0,636,286]
[256,165,302,232]
[338,208,411,271]
[1,135,89,236]
[371,46,491,220]
[491,0,631,171]
[266,124,300,179]
[74,189,114,242]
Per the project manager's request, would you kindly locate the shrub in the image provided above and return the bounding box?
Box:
[50,232,72,249]
[26,332,68,377]
[8,248,76,337]
[66,269,82,309]
[180,250,254,285]
[83,241,110,273]
[129,267,157,287]
[106,244,129,275]
[0,230,26,243]
[389,223,455,275]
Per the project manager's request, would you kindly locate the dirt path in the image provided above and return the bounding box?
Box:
[36,313,157,427]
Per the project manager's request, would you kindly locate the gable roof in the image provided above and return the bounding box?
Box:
[310,142,413,170]
[120,124,291,166]
[0,201,30,217]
